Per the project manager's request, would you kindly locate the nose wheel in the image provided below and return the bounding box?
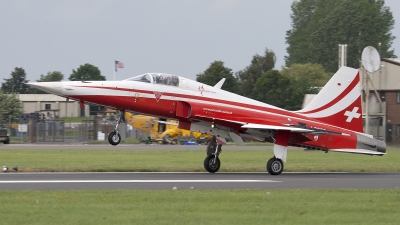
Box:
[266,157,284,175]
[108,131,121,146]
[204,155,221,173]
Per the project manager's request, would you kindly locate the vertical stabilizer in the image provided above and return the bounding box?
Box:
[297,67,363,132]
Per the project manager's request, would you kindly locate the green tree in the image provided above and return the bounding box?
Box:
[286,0,396,73]
[236,48,276,97]
[0,90,22,124]
[196,61,239,93]
[69,63,106,81]
[253,70,296,110]
[69,64,105,117]
[1,67,32,94]
[28,71,65,94]
[281,63,330,92]
[37,71,64,82]
[280,63,331,110]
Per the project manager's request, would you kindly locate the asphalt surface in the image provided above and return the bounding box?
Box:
[0,172,399,190]
[1,144,399,190]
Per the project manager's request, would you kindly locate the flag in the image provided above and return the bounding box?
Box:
[115,60,124,72]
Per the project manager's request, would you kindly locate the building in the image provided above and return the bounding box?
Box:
[366,58,400,144]
[18,94,90,118]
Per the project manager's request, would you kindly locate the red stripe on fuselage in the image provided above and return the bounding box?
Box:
[76,85,306,120]
[69,85,359,134]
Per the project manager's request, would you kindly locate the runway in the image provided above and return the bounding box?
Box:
[1,172,399,190]
[1,144,398,190]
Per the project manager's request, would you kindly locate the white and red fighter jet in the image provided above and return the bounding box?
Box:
[28,66,386,175]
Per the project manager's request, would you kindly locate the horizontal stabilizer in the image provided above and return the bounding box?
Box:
[330,149,385,156]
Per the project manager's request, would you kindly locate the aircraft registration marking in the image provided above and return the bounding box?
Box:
[203,108,232,114]
[0,180,281,183]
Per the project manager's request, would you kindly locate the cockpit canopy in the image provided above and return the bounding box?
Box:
[124,73,179,87]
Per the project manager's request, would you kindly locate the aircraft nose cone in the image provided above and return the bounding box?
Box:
[27,82,63,95]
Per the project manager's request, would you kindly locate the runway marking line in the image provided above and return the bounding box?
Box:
[0,180,281,183]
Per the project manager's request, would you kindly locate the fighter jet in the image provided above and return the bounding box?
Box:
[28,66,386,175]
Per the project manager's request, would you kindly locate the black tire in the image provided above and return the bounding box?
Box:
[266,157,284,175]
[3,140,10,144]
[204,155,220,173]
[108,131,121,146]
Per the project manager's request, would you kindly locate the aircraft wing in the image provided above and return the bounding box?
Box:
[241,123,313,133]
[241,123,346,136]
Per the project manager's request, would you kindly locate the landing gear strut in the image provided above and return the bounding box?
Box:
[108,110,125,146]
[266,156,284,175]
[204,136,222,173]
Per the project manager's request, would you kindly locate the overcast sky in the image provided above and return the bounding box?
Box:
[1,0,400,82]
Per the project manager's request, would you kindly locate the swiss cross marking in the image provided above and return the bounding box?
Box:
[154,91,163,102]
[344,107,361,122]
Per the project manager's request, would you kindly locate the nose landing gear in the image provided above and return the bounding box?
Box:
[204,136,222,173]
[108,110,125,146]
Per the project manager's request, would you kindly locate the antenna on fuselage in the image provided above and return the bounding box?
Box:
[214,78,226,89]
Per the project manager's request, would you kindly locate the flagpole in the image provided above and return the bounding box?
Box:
[113,60,116,81]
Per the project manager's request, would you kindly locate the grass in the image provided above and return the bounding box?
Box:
[0,189,399,225]
[1,147,399,224]
[1,147,399,172]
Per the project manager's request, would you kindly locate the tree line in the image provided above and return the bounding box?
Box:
[197,0,395,109]
[1,0,396,123]
[1,63,105,94]
[196,49,330,111]
[0,63,105,123]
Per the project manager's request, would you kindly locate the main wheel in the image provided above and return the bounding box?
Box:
[108,131,121,146]
[266,157,284,175]
[204,155,220,173]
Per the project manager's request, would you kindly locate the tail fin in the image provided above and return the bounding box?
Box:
[297,67,363,133]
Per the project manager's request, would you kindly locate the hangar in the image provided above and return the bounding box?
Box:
[18,94,90,118]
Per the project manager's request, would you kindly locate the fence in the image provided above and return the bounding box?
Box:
[11,118,138,144]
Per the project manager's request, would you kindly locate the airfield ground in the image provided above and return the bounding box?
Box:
[0,144,399,224]
[0,145,399,172]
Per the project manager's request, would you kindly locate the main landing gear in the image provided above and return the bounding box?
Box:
[108,110,125,146]
[204,136,222,173]
[266,157,284,175]
[203,136,285,175]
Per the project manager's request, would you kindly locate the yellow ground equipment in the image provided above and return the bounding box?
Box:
[125,112,211,144]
